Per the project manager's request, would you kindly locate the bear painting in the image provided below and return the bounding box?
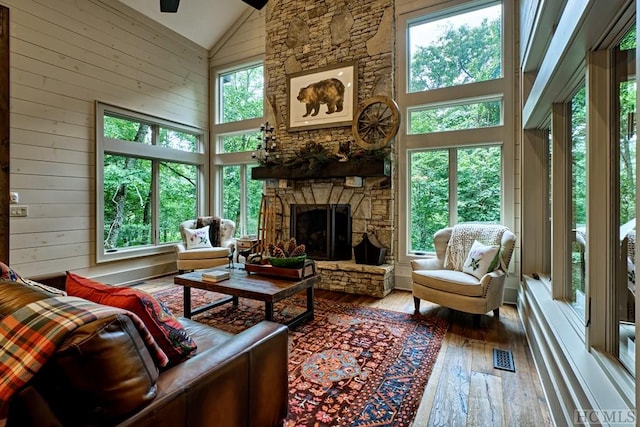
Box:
[296,78,345,117]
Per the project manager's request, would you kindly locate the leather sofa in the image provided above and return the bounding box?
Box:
[2,276,289,427]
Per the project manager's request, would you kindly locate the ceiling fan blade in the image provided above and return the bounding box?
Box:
[242,0,268,10]
[160,0,180,13]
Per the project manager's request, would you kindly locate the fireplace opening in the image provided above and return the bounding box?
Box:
[290,204,351,261]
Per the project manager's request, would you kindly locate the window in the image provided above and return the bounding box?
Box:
[213,61,265,237]
[615,26,636,375]
[97,103,206,262]
[410,146,502,253]
[517,1,638,418]
[408,2,502,92]
[408,98,502,134]
[221,165,263,236]
[218,64,264,124]
[399,0,508,259]
[531,11,637,400]
[570,84,587,317]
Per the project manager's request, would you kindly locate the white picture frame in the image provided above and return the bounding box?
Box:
[287,61,357,131]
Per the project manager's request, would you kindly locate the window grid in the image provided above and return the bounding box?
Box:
[212,60,265,236]
[96,103,206,263]
[399,0,506,259]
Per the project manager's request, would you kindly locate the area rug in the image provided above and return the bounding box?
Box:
[151,286,449,427]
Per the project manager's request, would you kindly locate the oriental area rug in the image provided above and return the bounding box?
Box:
[152,287,449,427]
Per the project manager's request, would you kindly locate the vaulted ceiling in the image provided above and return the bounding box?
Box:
[118,0,249,49]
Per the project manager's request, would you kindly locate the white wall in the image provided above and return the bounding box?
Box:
[209,7,265,68]
[5,0,208,280]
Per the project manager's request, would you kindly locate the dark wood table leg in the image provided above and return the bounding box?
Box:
[233,296,239,306]
[265,301,274,321]
[306,286,314,320]
[183,286,192,319]
[283,286,315,328]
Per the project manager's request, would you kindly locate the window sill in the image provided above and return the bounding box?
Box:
[97,243,175,263]
[519,275,634,425]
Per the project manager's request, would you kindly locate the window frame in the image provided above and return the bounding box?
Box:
[407,144,504,254]
[211,58,265,236]
[518,2,638,419]
[397,0,515,266]
[96,102,208,263]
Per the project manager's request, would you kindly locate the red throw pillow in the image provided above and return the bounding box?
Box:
[65,272,197,366]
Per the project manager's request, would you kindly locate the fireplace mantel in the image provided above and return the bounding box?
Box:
[251,158,390,180]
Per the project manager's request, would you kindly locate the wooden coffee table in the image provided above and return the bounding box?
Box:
[173,267,320,328]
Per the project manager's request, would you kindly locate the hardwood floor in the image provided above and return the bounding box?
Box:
[137,275,552,427]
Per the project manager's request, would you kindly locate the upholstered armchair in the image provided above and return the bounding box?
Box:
[411,224,516,321]
[174,218,236,273]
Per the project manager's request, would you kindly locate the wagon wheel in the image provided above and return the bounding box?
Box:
[352,96,400,150]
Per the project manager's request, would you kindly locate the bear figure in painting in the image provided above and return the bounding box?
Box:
[297,78,345,117]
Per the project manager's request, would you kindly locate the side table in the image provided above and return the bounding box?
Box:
[235,236,259,263]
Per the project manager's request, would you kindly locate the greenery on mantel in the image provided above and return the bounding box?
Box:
[256,141,391,178]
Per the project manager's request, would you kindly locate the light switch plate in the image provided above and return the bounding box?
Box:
[9,206,28,217]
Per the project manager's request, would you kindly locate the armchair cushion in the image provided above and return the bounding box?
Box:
[175,245,231,260]
[412,269,484,297]
[462,240,501,279]
[184,225,213,250]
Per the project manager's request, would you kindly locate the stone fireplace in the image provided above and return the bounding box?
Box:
[259,0,396,297]
[259,177,394,297]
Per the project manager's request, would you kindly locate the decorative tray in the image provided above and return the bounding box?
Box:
[245,259,316,280]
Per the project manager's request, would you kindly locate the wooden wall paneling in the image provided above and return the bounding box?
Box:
[209,8,265,68]
[3,0,208,277]
[9,127,92,152]
[8,203,91,220]
[10,53,203,127]
[0,6,8,265]
[9,1,207,77]
[11,145,91,166]
[11,174,92,190]
[9,216,91,235]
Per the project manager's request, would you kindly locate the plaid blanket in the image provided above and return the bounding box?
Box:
[0,296,168,421]
[443,224,509,271]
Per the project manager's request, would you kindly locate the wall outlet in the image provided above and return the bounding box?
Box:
[9,206,28,217]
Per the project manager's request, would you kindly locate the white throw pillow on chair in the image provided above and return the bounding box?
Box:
[184,225,213,250]
[462,240,501,279]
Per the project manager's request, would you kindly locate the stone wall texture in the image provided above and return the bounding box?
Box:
[264,0,396,276]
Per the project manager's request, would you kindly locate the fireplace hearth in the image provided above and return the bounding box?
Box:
[290,204,351,261]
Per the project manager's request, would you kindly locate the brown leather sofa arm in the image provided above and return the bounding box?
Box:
[117,320,289,427]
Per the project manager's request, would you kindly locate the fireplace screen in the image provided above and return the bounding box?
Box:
[290,204,351,260]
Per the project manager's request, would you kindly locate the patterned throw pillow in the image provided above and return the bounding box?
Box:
[65,272,197,366]
[184,225,213,250]
[462,240,501,280]
[0,261,19,282]
[196,216,221,247]
[0,261,67,296]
